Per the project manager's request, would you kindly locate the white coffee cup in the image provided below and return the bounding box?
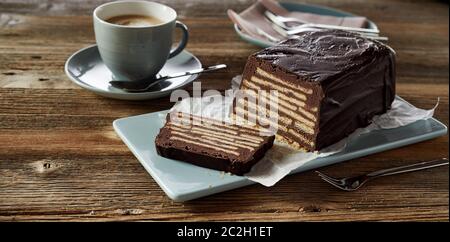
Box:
[93,1,189,81]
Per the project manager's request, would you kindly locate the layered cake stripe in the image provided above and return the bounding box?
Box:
[255,67,313,95]
[237,69,319,150]
[241,83,316,126]
[173,114,239,130]
[174,113,270,135]
[242,76,315,120]
[169,126,257,149]
[155,112,275,175]
[170,130,240,150]
[170,122,263,143]
[241,79,307,108]
[248,75,307,101]
[236,98,293,126]
[169,136,240,156]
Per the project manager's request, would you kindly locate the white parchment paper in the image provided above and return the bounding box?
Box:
[169,76,438,186]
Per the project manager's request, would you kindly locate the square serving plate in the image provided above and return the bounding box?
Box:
[113,110,447,202]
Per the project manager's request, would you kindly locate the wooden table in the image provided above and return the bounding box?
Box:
[0,0,448,222]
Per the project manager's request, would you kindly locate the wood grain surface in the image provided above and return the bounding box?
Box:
[0,0,448,221]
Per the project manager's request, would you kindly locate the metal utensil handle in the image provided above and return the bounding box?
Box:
[365,36,389,41]
[144,64,227,90]
[164,64,227,80]
[367,158,449,178]
[304,23,379,33]
[256,28,280,43]
[287,24,379,35]
[264,11,308,27]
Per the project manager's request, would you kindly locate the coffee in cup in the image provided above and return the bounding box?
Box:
[93,1,189,81]
[105,14,163,27]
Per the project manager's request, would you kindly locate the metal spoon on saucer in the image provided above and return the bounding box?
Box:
[109,64,227,92]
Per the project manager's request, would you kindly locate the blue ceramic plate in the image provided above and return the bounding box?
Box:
[113,106,447,202]
[234,2,379,48]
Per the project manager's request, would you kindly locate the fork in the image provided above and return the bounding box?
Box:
[255,27,281,43]
[271,22,388,42]
[316,158,449,191]
[264,11,380,34]
[270,23,389,42]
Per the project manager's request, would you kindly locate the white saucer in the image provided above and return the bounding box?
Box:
[65,45,202,100]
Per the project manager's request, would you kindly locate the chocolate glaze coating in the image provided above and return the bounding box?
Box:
[255,30,392,83]
[253,29,396,150]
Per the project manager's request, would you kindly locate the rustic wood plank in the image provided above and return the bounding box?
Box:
[0,153,448,221]
[0,0,448,221]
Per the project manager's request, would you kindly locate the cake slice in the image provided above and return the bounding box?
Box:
[234,29,396,151]
[155,112,275,175]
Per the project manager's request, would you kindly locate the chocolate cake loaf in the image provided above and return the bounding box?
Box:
[155,112,275,175]
[234,29,396,151]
